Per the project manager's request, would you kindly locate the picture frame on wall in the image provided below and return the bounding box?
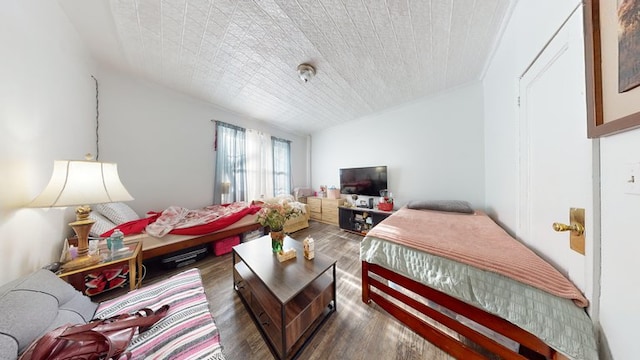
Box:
[584,0,640,138]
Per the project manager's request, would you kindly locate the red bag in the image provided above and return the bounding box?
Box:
[19,305,169,360]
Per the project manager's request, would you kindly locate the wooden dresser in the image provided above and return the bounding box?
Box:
[307,196,345,225]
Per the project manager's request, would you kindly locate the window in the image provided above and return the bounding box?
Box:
[213,121,246,204]
[272,137,291,196]
[213,121,293,203]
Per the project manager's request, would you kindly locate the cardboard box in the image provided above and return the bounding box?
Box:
[327,189,340,199]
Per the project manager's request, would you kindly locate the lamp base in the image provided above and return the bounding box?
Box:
[64,215,98,271]
[62,254,101,271]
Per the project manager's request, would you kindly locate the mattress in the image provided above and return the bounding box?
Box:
[360,236,598,360]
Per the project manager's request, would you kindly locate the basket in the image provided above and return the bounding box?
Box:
[377,202,393,211]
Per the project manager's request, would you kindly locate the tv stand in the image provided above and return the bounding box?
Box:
[338,206,393,235]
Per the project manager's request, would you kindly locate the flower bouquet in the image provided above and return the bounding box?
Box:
[257,200,302,252]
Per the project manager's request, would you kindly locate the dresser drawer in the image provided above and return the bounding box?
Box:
[307,197,322,213]
[322,207,339,218]
[321,206,339,224]
[321,212,339,225]
[307,197,344,225]
[321,198,344,210]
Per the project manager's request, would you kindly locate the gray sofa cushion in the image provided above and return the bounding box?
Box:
[406,200,474,214]
[0,269,98,360]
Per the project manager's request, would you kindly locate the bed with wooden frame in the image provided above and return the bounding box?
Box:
[112,198,306,261]
[83,201,264,261]
[123,215,263,261]
[360,205,597,360]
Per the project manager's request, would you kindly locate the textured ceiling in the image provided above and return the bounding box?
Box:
[60,0,513,135]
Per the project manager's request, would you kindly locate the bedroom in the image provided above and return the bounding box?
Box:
[0,0,638,359]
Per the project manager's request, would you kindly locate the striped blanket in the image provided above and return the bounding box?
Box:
[95,269,225,360]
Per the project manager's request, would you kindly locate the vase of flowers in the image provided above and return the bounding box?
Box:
[270,229,285,253]
[257,200,301,252]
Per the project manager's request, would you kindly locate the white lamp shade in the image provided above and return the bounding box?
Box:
[28,160,134,208]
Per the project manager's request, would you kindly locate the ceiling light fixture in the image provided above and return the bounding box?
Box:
[297,63,316,83]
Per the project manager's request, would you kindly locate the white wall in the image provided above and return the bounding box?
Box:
[0,0,97,284]
[97,67,309,215]
[0,1,308,286]
[599,131,640,359]
[311,82,485,209]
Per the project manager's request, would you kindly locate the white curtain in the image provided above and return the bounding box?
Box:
[246,129,274,201]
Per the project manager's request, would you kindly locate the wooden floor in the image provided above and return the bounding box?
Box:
[97,221,454,360]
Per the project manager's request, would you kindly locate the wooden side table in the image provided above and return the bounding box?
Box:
[58,241,142,295]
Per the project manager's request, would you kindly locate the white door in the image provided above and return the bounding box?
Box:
[517,7,597,303]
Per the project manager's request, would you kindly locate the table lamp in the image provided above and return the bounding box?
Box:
[28,156,134,270]
[221,181,230,204]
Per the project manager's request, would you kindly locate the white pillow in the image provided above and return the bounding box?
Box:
[95,202,140,225]
[88,211,117,237]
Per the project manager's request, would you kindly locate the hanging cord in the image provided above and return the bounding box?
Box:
[91,75,100,160]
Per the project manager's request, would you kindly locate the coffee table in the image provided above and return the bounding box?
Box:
[232,235,337,359]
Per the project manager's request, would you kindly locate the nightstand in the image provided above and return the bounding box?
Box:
[58,241,142,296]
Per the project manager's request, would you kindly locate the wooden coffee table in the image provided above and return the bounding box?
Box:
[232,235,337,360]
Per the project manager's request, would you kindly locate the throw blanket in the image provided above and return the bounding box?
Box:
[101,202,261,238]
[367,207,589,307]
[146,202,260,237]
[95,269,225,360]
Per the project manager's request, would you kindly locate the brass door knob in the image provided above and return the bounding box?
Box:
[552,222,584,236]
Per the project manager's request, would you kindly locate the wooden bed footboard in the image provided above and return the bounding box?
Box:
[361,261,568,360]
[141,223,263,260]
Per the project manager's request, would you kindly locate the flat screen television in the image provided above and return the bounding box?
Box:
[340,166,388,197]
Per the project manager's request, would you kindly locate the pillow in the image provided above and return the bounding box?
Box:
[88,211,117,237]
[95,202,140,225]
[406,200,474,214]
[0,270,97,359]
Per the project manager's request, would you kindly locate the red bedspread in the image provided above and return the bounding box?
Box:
[101,202,261,238]
[367,207,589,307]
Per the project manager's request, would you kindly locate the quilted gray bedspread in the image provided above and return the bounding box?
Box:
[361,236,597,360]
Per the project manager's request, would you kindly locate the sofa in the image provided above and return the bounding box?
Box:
[0,268,225,360]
